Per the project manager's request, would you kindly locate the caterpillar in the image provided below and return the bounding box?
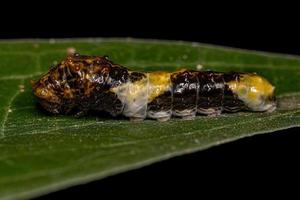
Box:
[32,54,276,121]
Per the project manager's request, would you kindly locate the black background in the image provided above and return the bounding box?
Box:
[1,2,299,199]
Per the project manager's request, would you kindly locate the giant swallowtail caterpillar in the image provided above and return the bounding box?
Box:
[32,54,276,121]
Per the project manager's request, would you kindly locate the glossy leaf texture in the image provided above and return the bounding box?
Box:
[0,38,299,200]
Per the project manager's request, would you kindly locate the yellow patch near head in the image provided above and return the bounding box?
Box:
[148,72,171,101]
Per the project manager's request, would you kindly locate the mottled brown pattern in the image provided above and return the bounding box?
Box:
[32,54,128,116]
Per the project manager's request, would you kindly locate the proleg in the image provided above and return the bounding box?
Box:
[32,54,276,121]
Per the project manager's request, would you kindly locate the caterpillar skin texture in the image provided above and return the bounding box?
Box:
[32,54,276,121]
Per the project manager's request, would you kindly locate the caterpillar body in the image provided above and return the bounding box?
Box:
[32,54,276,121]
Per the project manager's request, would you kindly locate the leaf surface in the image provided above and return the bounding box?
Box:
[0,39,299,199]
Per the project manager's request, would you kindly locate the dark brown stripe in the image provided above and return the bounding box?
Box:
[223,72,245,112]
[197,71,224,112]
[107,64,129,88]
[128,71,146,82]
[92,91,124,116]
[171,70,198,115]
[147,90,172,112]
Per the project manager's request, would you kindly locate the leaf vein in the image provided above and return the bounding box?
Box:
[0,80,24,137]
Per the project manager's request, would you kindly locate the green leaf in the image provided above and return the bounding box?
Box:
[0,38,299,199]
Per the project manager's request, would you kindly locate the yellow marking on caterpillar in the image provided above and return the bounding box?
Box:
[127,75,149,102]
[148,72,171,101]
[110,74,149,118]
[227,74,275,111]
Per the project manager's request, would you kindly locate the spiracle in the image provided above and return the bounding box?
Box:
[32,54,276,121]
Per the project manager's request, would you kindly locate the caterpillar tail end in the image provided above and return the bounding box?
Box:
[227,73,277,112]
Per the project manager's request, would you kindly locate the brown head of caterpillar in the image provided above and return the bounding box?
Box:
[227,73,276,112]
[31,54,123,116]
[31,60,69,114]
[31,70,65,114]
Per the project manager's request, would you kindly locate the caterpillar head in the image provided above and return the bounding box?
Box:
[228,73,276,112]
[31,54,118,115]
[31,55,82,114]
[31,71,64,114]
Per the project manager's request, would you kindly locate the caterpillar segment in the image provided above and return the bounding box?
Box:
[32,54,276,121]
